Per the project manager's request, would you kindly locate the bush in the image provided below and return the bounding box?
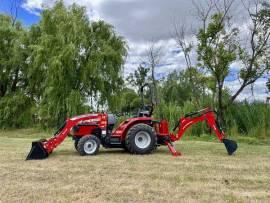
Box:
[227,102,270,138]
[0,93,34,129]
[154,101,209,136]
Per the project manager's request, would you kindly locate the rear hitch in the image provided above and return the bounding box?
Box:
[26,140,48,160]
[223,139,238,155]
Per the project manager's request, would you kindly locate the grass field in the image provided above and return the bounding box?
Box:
[0,129,269,203]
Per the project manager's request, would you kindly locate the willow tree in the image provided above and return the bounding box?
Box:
[0,14,33,128]
[29,2,127,127]
[0,14,28,97]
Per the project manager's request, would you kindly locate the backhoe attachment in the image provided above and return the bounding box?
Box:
[167,108,238,156]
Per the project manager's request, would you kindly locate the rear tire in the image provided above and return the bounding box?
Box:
[77,135,100,156]
[125,124,156,154]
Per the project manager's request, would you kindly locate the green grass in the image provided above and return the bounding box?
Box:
[0,128,270,202]
[0,128,54,139]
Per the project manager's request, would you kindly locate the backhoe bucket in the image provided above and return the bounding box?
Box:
[26,140,48,160]
[223,139,237,155]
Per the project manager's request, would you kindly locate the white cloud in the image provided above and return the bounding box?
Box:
[21,0,43,15]
[22,0,105,19]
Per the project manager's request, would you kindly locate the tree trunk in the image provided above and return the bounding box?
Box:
[151,64,157,105]
[217,82,225,122]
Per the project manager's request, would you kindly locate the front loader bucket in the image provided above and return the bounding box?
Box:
[26,140,48,160]
[223,139,238,155]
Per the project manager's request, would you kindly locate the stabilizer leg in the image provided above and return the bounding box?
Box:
[166,141,181,157]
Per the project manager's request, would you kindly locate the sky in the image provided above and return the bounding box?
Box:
[0,0,269,101]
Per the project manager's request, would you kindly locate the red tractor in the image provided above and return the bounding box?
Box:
[26,84,237,160]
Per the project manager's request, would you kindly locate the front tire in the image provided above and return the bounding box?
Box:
[77,135,100,156]
[125,124,156,154]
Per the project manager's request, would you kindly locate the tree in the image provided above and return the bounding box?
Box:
[196,0,270,119]
[267,79,270,92]
[229,0,270,103]
[9,0,19,26]
[0,15,28,98]
[0,14,33,128]
[143,42,163,105]
[127,63,149,93]
[172,21,195,94]
[197,11,238,119]
[117,88,141,113]
[161,69,208,106]
[28,2,127,127]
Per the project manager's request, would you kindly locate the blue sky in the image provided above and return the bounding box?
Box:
[0,0,269,101]
[0,0,40,26]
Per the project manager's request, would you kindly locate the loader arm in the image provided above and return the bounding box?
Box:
[26,114,107,160]
[164,108,237,156]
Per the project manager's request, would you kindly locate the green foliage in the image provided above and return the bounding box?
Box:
[27,2,125,127]
[154,100,270,139]
[227,102,270,138]
[111,88,141,114]
[0,93,33,128]
[161,69,208,106]
[154,101,210,136]
[0,15,28,97]
[197,13,239,118]
[197,13,238,79]
[127,64,149,93]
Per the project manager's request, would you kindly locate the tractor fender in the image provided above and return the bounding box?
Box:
[112,117,154,141]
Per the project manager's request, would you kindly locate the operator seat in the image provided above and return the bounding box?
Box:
[107,114,116,131]
[138,110,150,117]
[137,105,152,117]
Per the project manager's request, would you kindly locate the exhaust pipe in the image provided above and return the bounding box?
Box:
[223,139,238,155]
[26,140,48,160]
